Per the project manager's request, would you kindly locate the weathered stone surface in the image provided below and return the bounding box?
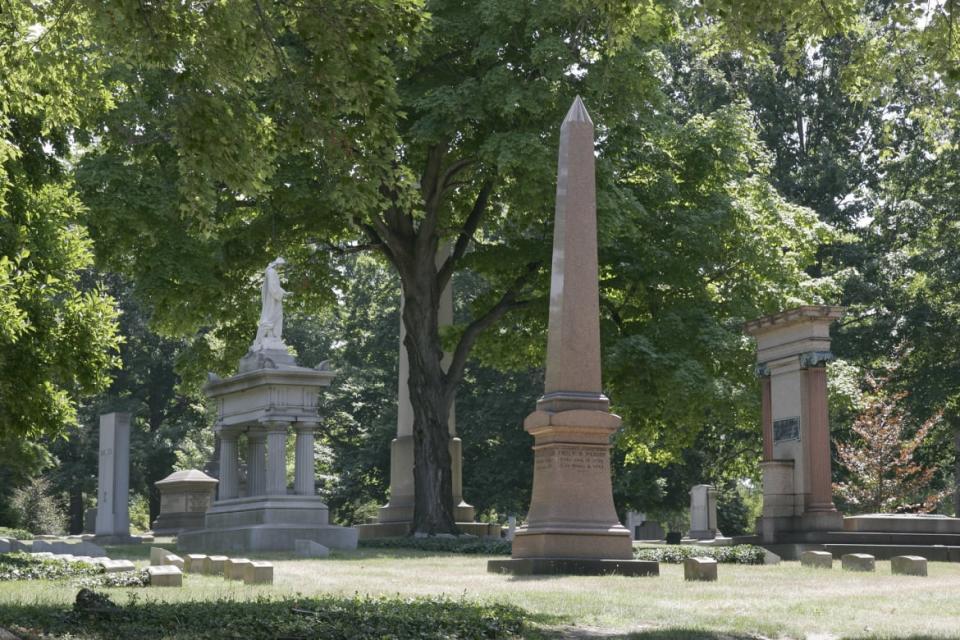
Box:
[95,412,131,537]
[162,553,184,570]
[689,485,720,540]
[150,547,171,566]
[0,538,10,554]
[683,557,718,581]
[243,561,274,585]
[800,550,833,569]
[183,554,207,573]
[224,558,251,580]
[147,565,182,587]
[295,539,329,558]
[203,555,228,576]
[100,559,135,573]
[891,555,927,576]
[841,553,876,572]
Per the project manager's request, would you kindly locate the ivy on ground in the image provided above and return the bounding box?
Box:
[359,536,512,555]
[1,590,526,640]
[0,552,101,581]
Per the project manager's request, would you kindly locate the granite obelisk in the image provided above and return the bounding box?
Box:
[489,97,657,576]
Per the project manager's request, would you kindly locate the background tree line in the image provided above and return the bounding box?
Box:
[2,0,959,534]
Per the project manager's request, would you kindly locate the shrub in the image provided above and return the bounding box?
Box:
[634,544,765,564]
[128,494,151,533]
[10,476,66,536]
[359,536,511,555]
[0,526,33,540]
[1,591,527,639]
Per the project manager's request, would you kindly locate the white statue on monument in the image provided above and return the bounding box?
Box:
[253,257,288,352]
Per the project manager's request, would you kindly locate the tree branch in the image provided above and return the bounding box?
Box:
[437,180,493,291]
[442,260,541,399]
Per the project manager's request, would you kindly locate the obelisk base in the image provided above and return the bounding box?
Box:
[488,407,657,576]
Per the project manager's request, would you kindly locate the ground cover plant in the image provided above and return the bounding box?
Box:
[0,553,101,581]
[0,590,526,640]
[359,536,512,555]
[633,544,765,565]
[5,549,960,638]
[0,528,31,540]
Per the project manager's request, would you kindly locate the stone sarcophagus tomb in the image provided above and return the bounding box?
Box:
[151,469,218,535]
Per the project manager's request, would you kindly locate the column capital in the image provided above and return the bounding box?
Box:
[216,427,240,440]
[799,351,834,369]
[260,421,290,434]
[293,420,319,432]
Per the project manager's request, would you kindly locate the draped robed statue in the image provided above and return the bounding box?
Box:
[253,257,289,351]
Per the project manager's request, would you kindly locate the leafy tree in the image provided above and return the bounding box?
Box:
[72,0,877,534]
[834,377,945,513]
[0,2,121,442]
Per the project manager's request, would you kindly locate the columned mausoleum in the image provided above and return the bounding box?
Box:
[178,258,357,553]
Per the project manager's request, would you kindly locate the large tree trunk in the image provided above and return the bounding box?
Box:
[401,249,456,533]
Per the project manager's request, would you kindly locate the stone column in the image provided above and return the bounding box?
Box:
[95,412,131,537]
[760,368,773,462]
[804,364,836,512]
[218,431,239,500]
[294,422,317,496]
[511,97,632,562]
[247,432,267,497]
[266,424,288,495]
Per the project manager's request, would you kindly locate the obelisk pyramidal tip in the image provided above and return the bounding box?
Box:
[540,96,607,413]
[563,95,593,125]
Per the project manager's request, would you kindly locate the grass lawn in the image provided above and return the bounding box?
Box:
[1,545,959,638]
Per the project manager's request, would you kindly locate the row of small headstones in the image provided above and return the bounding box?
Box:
[23,552,135,573]
[798,551,928,575]
[682,551,929,582]
[148,547,273,587]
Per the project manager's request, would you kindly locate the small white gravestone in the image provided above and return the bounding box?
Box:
[841,553,875,572]
[891,555,927,576]
[688,485,720,540]
[683,557,718,581]
[147,565,182,587]
[244,561,274,585]
[800,550,833,569]
[506,516,516,541]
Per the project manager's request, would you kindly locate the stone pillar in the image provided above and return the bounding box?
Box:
[266,424,288,495]
[247,432,267,497]
[95,412,131,537]
[218,431,239,500]
[511,97,632,562]
[804,365,835,512]
[294,422,317,496]
[745,306,845,536]
[760,369,773,462]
